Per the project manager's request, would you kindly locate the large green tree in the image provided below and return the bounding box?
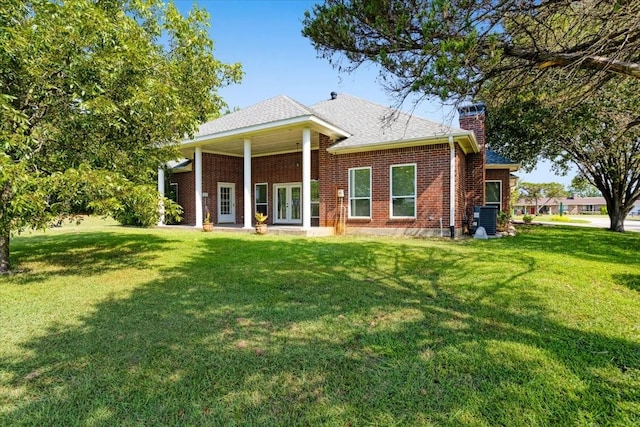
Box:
[0,0,242,272]
[303,0,640,104]
[487,78,640,231]
[569,176,601,198]
[303,0,640,231]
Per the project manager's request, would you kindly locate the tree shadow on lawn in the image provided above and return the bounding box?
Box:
[1,235,639,425]
[509,225,640,266]
[8,232,179,284]
[613,273,640,293]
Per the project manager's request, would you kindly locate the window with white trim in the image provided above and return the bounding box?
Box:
[390,164,416,218]
[485,181,502,210]
[255,183,268,216]
[348,167,371,218]
[311,180,320,218]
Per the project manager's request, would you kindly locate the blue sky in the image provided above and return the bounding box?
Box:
[174,0,573,185]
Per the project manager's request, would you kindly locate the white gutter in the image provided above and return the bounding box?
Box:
[449,135,456,239]
[327,131,480,155]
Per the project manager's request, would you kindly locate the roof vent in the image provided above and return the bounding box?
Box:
[330,91,337,100]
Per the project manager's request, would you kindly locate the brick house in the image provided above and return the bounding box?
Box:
[161,93,518,236]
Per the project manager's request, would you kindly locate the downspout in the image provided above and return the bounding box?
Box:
[449,135,456,239]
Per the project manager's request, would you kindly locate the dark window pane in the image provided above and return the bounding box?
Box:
[486,182,501,204]
[352,199,370,217]
[392,165,415,197]
[393,197,415,217]
[351,168,370,197]
[255,184,267,204]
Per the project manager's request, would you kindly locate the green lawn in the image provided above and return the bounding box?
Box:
[1,219,639,426]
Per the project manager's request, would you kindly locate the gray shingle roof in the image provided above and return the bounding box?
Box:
[192,93,466,145]
[486,149,518,165]
[310,94,462,150]
[194,95,314,138]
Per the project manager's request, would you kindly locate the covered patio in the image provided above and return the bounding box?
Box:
[157,96,349,230]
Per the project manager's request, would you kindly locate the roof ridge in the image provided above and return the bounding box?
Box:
[312,92,459,131]
[278,94,313,114]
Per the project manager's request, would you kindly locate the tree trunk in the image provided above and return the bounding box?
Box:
[606,199,626,232]
[608,210,626,232]
[0,232,9,274]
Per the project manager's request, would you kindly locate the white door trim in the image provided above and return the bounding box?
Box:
[217,182,236,223]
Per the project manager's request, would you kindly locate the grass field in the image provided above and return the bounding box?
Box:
[1,218,639,426]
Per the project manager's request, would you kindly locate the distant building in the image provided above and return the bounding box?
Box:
[515,196,640,215]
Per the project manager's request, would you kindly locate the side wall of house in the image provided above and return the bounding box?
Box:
[320,142,460,230]
[486,169,512,213]
[171,170,195,225]
[459,110,486,212]
[455,145,470,231]
[319,134,339,228]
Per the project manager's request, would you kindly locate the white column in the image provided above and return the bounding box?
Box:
[302,127,311,230]
[195,147,203,227]
[157,168,165,226]
[243,139,252,229]
[449,135,456,239]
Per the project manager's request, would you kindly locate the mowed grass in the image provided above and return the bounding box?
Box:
[1,219,639,426]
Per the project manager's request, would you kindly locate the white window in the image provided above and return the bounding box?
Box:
[485,181,502,210]
[255,183,268,216]
[390,164,416,218]
[311,180,320,218]
[348,167,371,218]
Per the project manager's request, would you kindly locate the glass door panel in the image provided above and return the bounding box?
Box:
[291,186,301,221]
[277,186,287,222]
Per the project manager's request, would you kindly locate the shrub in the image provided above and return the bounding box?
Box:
[523,214,533,224]
[550,215,569,222]
[497,211,510,230]
[600,206,608,215]
[112,185,182,227]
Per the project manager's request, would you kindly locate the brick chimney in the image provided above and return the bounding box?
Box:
[458,102,486,148]
[458,102,486,211]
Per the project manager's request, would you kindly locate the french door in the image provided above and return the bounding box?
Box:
[274,183,301,224]
[217,182,235,223]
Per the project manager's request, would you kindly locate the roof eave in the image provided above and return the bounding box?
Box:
[326,131,480,155]
[181,115,350,147]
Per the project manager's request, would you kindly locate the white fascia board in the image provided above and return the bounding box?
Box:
[200,147,319,159]
[486,164,520,171]
[181,115,350,148]
[308,116,351,139]
[327,132,479,155]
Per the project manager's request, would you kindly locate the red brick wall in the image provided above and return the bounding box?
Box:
[486,169,512,213]
[319,134,338,227]
[251,151,319,225]
[320,143,461,229]
[171,170,195,224]
[202,153,243,224]
[456,145,469,229]
[171,151,319,225]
